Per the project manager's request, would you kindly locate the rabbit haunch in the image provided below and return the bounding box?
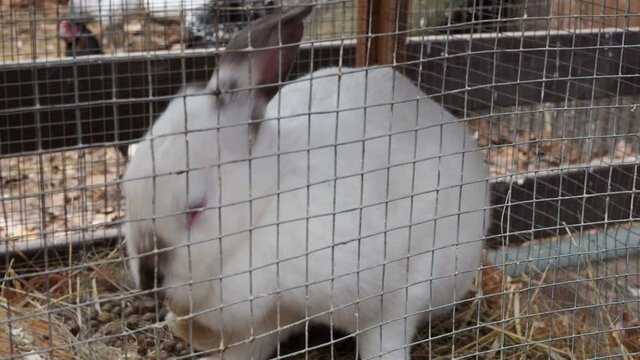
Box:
[123,6,488,360]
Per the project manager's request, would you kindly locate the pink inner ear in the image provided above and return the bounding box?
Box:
[255,47,291,95]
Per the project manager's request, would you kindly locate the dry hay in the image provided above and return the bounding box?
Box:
[1,237,640,359]
[2,242,187,359]
[0,302,75,358]
[421,254,640,359]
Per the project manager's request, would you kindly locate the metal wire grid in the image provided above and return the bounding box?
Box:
[0,0,639,359]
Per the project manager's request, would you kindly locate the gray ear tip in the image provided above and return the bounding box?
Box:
[283,4,314,21]
[227,4,314,48]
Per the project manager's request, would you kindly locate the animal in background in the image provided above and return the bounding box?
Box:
[58,19,102,56]
[59,0,313,55]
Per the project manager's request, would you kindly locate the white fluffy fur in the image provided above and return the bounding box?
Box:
[123,66,489,359]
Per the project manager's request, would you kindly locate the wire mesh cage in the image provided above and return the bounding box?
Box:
[1,0,639,359]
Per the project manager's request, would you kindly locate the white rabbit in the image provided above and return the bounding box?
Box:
[123,5,489,360]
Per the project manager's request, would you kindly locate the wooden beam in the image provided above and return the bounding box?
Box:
[356,0,410,67]
[375,0,409,67]
[356,0,370,67]
[486,163,640,248]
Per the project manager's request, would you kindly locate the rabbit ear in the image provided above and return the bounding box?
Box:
[210,5,312,119]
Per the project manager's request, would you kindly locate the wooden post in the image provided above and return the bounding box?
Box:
[356,0,410,67]
[355,0,369,67]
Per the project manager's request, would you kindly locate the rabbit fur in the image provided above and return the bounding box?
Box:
[123,5,489,360]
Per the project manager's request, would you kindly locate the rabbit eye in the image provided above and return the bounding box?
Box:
[211,88,221,97]
[226,80,238,91]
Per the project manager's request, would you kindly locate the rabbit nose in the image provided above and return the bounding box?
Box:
[186,210,201,228]
[186,200,206,229]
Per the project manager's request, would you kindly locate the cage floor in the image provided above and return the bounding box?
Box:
[2,239,640,359]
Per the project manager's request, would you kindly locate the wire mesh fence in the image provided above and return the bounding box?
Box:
[1,0,639,359]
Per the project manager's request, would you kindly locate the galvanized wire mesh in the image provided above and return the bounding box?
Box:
[1,0,639,359]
